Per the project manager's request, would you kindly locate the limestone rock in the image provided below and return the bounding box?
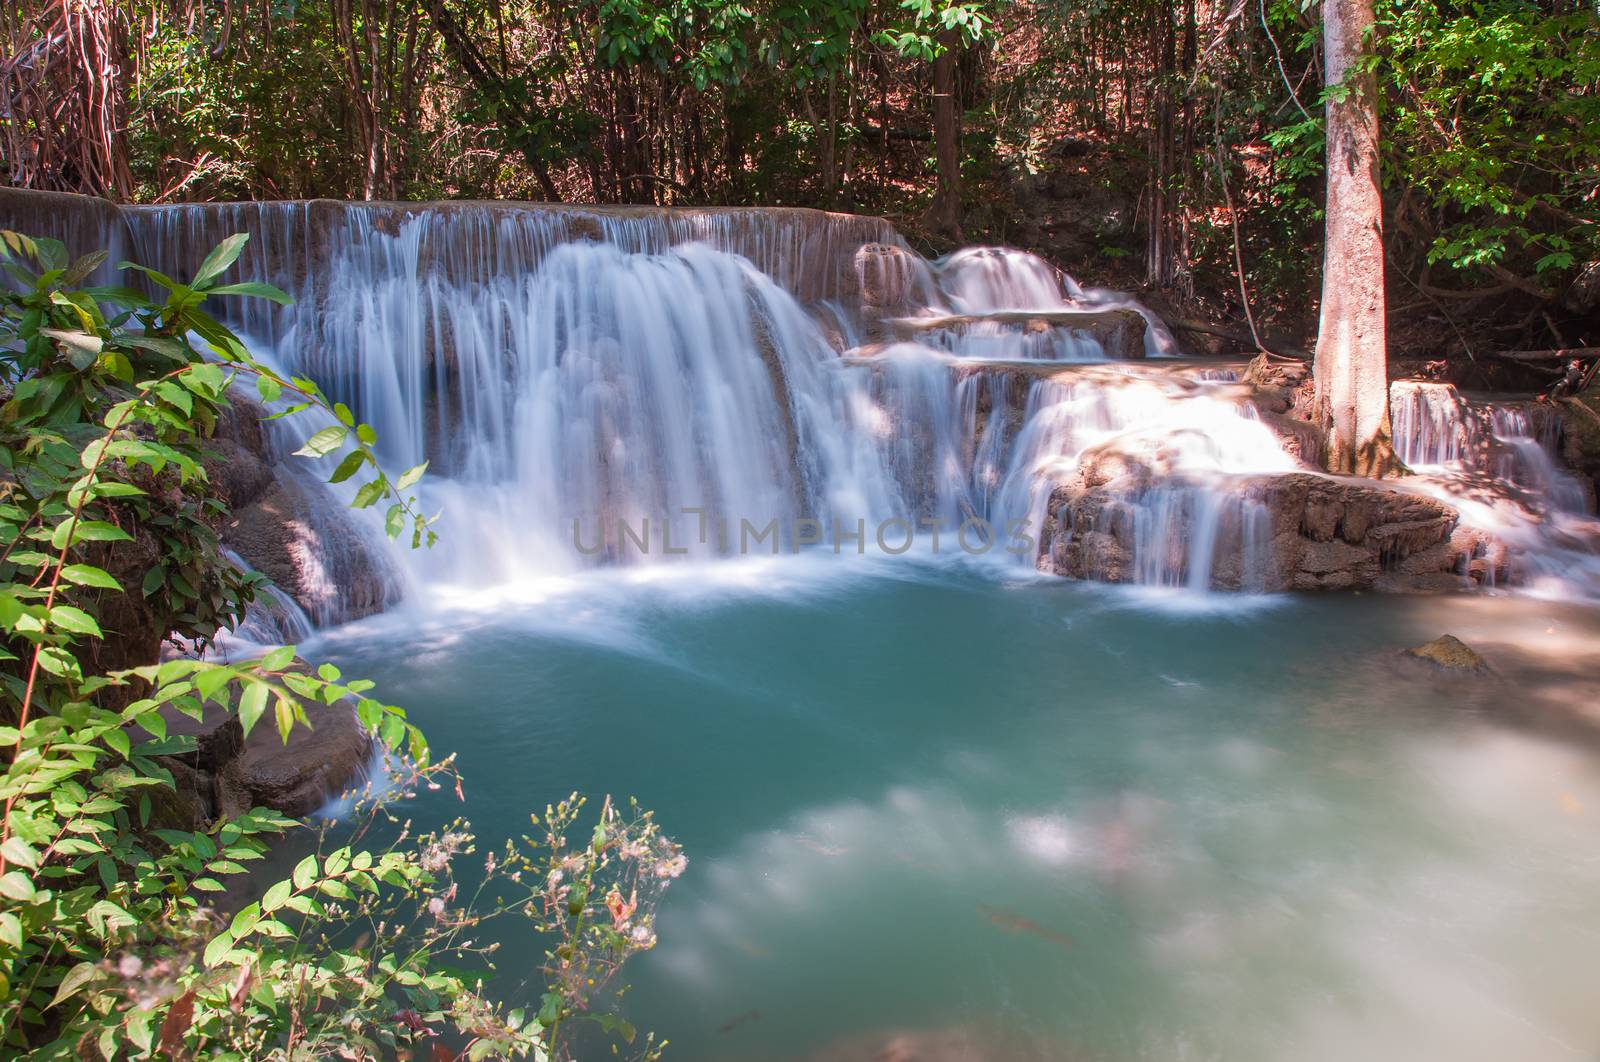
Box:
[206,399,276,511]
[854,242,921,311]
[217,697,375,818]
[1038,466,1498,593]
[1557,385,1600,503]
[1257,410,1324,468]
[144,664,376,827]
[1244,353,1313,417]
[226,471,395,625]
[1403,634,1490,673]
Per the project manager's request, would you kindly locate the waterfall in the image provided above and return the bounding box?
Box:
[1390,380,1600,595]
[1390,380,1584,508]
[7,195,1292,602]
[15,188,1595,614]
[1391,381,1467,468]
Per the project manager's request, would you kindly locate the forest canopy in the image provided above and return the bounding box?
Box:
[1,0,1596,352]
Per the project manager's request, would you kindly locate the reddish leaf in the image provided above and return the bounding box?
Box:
[159,989,196,1059]
[229,962,254,1013]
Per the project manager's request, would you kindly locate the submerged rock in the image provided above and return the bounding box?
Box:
[1403,634,1491,673]
[144,665,376,828]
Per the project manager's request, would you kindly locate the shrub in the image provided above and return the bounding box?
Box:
[0,232,678,1059]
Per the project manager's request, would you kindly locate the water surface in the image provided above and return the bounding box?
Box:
[310,563,1600,1062]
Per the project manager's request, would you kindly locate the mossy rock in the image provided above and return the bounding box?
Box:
[1557,385,1600,485]
[1403,634,1490,673]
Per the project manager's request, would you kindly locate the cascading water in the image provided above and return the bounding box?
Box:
[16,191,1598,615]
[108,201,1267,606]
[1390,380,1600,595]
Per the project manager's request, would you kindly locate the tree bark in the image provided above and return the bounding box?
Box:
[926,29,963,241]
[1313,0,1400,476]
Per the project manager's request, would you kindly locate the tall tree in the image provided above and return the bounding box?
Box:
[926,27,963,240]
[1312,0,1399,476]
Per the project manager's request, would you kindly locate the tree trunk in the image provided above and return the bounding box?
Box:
[926,29,963,241]
[1313,0,1400,476]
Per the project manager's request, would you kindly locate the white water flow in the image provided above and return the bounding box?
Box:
[28,198,1574,615]
[1391,381,1600,595]
[112,203,1279,610]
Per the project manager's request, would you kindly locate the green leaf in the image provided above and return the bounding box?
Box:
[62,250,109,285]
[204,281,294,304]
[260,645,295,671]
[0,838,39,870]
[118,261,177,289]
[60,564,121,590]
[0,871,37,902]
[396,461,428,490]
[328,449,367,484]
[261,877,293,913]
[352,480,385,509]
[47,962,97,1009]
[36,646,82,680]
[51,520,132,549]
[40,328,104,358]
[292,854,318,891]
[203,930,235,968]
[238,682,269,738]
[229,901,261,937]
[49,605,102,637]
[192,234,250,289]
[293,426,348,458]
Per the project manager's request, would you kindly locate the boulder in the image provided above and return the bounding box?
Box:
[1255,473,1490,592]
[854,243,921,311]
[1557,384,1600,502]
[217,697,375,818]
[1403,634,1490,673]
[144,666,376,827]
[1037,467,1499,592]
[1243,352,1313,417]
[226,472,395,625]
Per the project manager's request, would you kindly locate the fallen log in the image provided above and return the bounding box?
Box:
[1167,317,1308,359]
[1492,347,1600,362]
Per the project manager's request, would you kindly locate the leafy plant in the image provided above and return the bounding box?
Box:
[0,232,679,1058]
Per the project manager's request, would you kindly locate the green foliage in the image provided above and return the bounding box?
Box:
[1378,0,1599,283]
[0,234,679,1058]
